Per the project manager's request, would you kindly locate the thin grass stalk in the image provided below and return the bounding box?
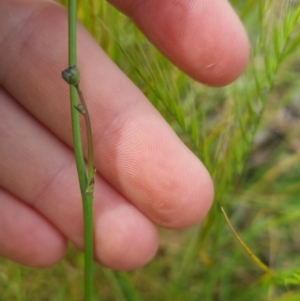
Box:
[64,1,94,300]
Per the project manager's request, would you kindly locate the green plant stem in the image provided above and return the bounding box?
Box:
[220,206,272,276]
[75,86,95,193]
[67,1,94,300]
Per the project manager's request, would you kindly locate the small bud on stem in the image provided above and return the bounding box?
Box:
[75,104,86,114]
[62,65,80,86]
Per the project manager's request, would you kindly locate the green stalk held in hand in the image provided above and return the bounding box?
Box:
[62,1,95,300]
[62,66,96,194]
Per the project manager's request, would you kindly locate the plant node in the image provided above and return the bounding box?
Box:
[75,104,86,114]
[62,65,80,86]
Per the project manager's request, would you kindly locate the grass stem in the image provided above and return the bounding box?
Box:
[62,1,95,300]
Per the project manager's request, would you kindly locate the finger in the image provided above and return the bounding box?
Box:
[109,0,250,86]
[0,189,66,267]
[0,0,213,229]
[0,88,158,270]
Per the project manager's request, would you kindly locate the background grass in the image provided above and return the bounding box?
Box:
[2,0,300,300]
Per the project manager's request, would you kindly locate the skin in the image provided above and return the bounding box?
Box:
[0,0,249,270]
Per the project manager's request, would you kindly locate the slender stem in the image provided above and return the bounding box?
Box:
[82,194,94,301]
[76,85,95,193]
[68,1,87,194]
[66,1,94,300]
[68,0,76,67]
[220,206,272,275]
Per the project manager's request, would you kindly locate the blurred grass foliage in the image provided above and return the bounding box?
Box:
[2,0,300,300]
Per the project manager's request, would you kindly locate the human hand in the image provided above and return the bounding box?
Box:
[0,0,249,270]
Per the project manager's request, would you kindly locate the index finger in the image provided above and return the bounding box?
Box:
[109,0,250,86]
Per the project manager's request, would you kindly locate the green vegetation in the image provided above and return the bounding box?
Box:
[2,0,300,300]
[62,1,96,299]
